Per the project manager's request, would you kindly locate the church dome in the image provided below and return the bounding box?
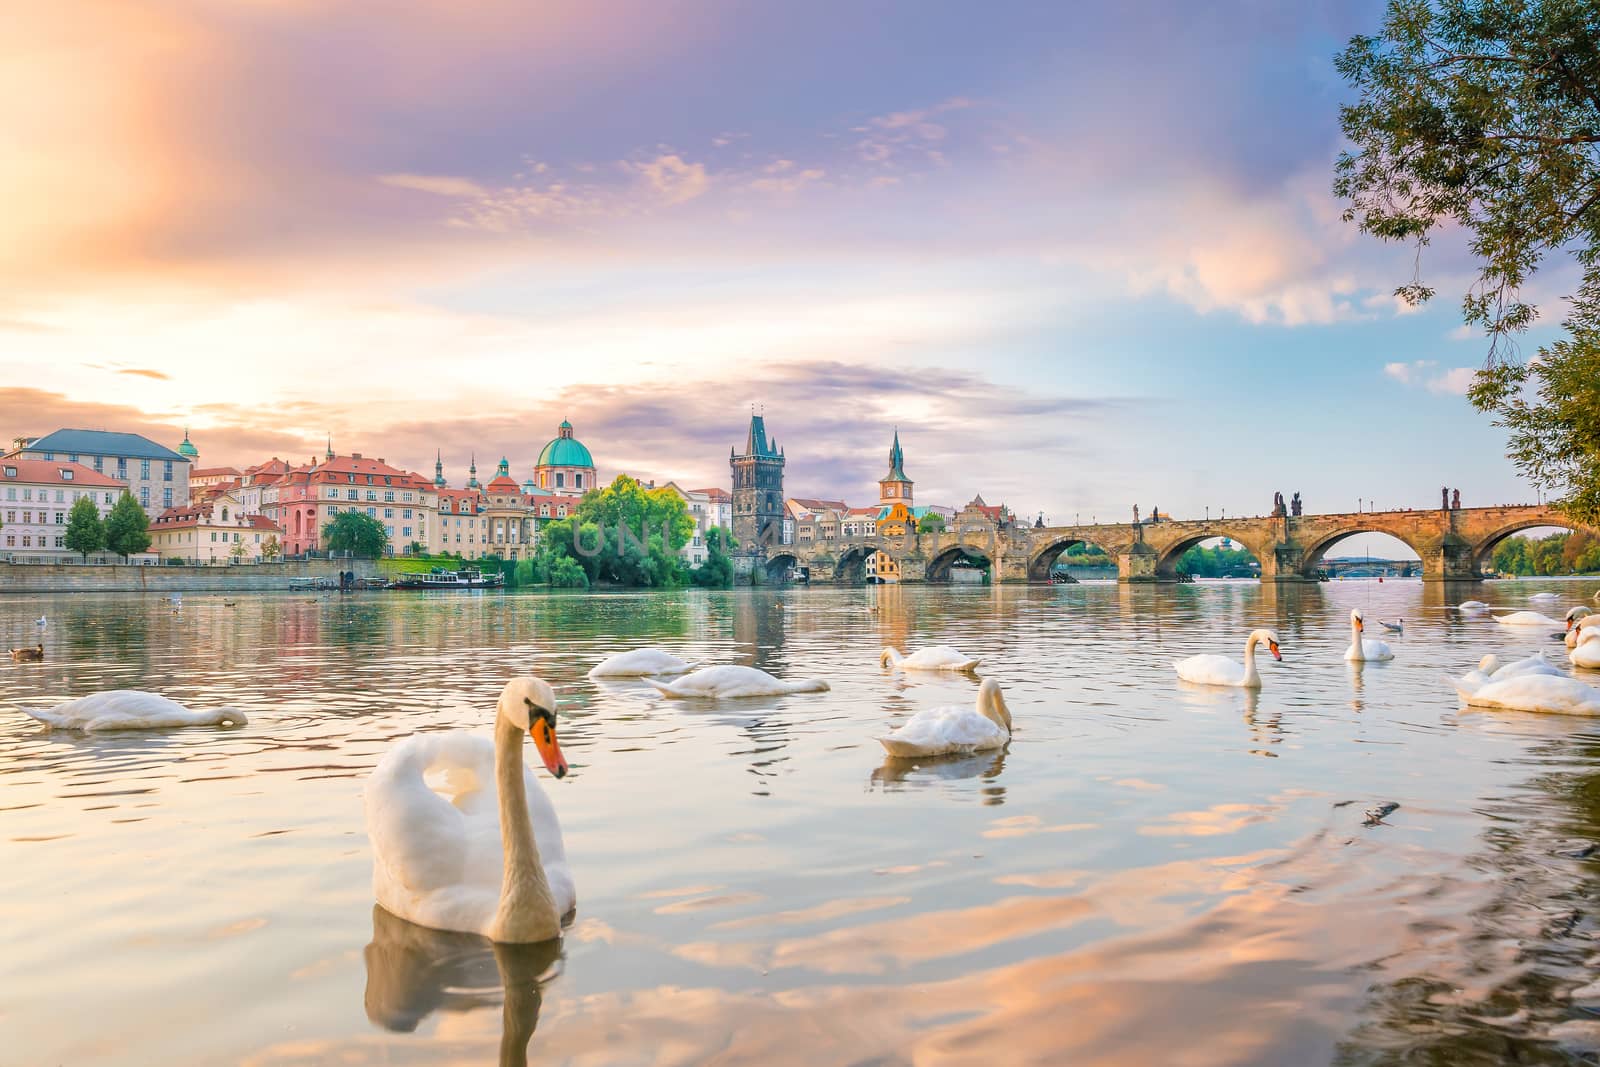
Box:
[536,419,594,469]
[176,430,199,461]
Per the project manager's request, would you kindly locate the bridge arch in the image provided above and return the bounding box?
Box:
[1028,536,1120,581]
[1298,527,1426,579]
[1472,517,1580,573]
[927,544,992,583]
[763,552,802,583]
[1153,531,1268,581]
[834,545,874,585]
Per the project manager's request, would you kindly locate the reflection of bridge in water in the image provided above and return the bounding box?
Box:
[767,504,1577,584]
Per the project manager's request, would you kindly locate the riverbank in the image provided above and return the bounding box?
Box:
[0,559,378,594]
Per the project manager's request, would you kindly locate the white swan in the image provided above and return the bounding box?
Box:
[1572,629,1600,670]
[880,645,981,672]
[1530,592,1562,603]
[1457,600,1490,614]
[1459,651,1563,689]
[1566,607,1596,648]
[1345,609,1394,662]
[1494,610,1562,627]
[34,615,46,630]
[643,665,829,699]
[1455,671,1600,715]
[878,678,1013,758]
[19,691,247,731]
[1174,628,1281,688]
[364,677,574,944]
[587,648,696,679]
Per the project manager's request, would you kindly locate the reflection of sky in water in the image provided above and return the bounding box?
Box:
[6,580,1600,1064]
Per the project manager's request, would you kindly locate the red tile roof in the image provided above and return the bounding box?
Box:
[0,459,124,488]
[190,466,242,478]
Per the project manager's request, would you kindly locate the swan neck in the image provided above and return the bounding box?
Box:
[980,685,1012,733]
[1241,632,1260,686]
[492,710,559,940]
[1350,618,1364,661]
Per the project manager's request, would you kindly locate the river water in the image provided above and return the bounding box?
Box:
[6,580,1600,1066]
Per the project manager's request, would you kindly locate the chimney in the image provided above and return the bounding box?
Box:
[377,458,385,464]
[352,453,362,460]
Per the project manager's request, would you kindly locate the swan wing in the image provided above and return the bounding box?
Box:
[365,733,492,901]
[1174,654,1246,687]
[879,706,1005,756]
[903,646,980,670]
[646,665,782,698]
[588,648,692,678]
[1466,674,1600,715]
[20,690,227,731]
[1496,612,1560,627]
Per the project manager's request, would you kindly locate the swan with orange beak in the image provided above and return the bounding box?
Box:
[365,677,575,943]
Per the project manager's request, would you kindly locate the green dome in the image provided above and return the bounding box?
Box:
[177,430,199,460]
[537,437,594,467]
[536,419,594,468]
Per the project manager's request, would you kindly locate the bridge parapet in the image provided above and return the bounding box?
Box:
[777,504,1580,584]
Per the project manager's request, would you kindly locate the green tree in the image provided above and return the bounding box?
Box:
[63,496,105,561]
[917,512,946,534]
[547,556,589,589]
[1336,1,1600,523]
[103,494,151,561]
[531,475,694,588]
[692,526,736,588]
[322,511,389,558]
[260,533,282,561]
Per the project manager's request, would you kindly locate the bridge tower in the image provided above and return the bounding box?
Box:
[730,413,785,579]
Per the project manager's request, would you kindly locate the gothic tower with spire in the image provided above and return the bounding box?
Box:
[433,451,446,488]
[878,429,913,507]
[730,412,785,576]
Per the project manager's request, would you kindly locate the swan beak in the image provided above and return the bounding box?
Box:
[533,718,568,779]
[1268,641,1282,661]
[1355,618,1364,633]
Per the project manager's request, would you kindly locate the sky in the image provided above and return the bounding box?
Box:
[0,1,1566,528]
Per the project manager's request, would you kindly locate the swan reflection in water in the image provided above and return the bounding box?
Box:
[870,747,1008,789]
[363,905,562,1067]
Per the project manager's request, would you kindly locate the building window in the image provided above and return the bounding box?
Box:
[54,512,64,525]
[140,487,150,508]
[93,456,103,472]
[163,488,172,508]
[384,491,394,502]
[555,472,564,488]
[347,489,358,500]
[164,461,173,481]
[116,458,127,478]
[140,459,150,479]
[576,473,583,489]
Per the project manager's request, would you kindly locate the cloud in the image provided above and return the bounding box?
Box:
[1383,360,1434,385]
[1383,359,1477,395]
[116,368,171,381]
[624,154,710,206]
[378,173,492,198]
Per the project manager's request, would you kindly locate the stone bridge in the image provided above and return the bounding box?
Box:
[766,504,1581,584]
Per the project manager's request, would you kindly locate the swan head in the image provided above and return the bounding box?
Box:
[1567,605,1593,630]
[1252,628,1283,661]
[1351,609,1364,634]
[498,677,568,779]
[978,678,1013,733]
[879,647,900,667]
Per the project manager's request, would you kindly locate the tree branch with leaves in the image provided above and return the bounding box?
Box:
[1337,0,1600,522]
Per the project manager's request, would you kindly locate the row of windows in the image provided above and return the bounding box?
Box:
[6,535,68,548]
[41,453,178,481]
[324,487,414,503]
